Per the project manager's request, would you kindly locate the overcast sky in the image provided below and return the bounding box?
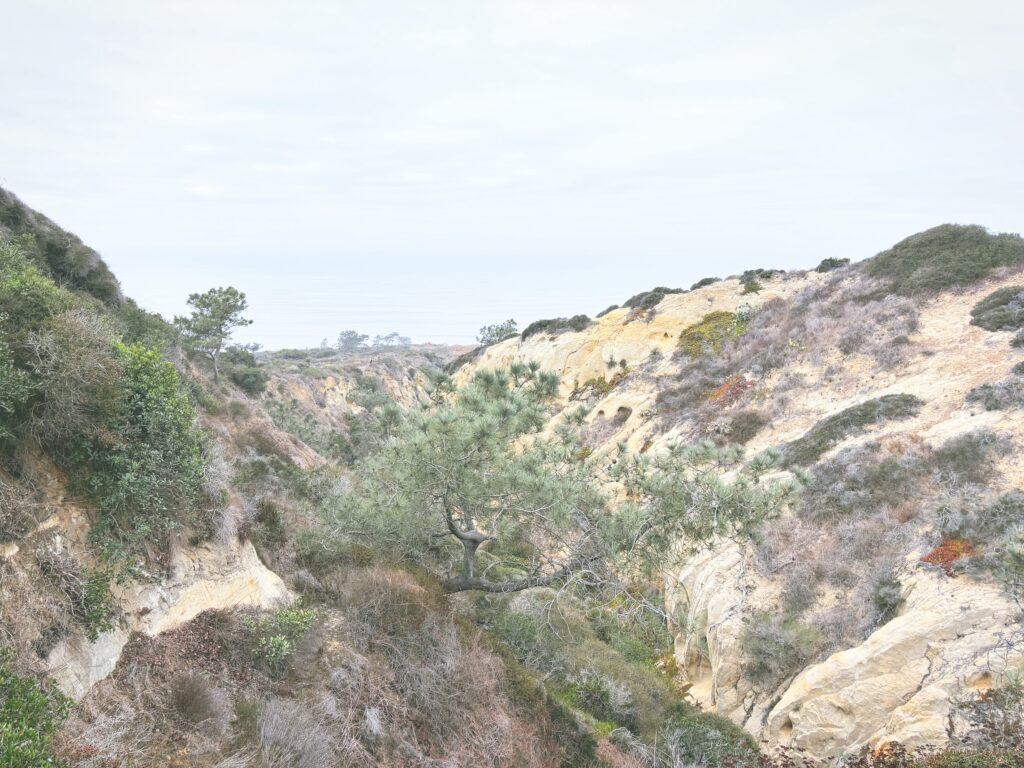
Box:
[1,1,1022,348]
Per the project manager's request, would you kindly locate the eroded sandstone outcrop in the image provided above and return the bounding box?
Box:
[45,536,291,699]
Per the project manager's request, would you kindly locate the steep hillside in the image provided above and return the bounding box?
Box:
[459,226,1024,758]
[258,343,469,464]
[3,188,1022,768]
[0,190,622,768]
[0,188,122,305]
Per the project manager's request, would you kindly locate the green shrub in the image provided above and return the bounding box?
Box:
[742,612,821,688]
[266,398,335,455]
[252,497,286,545]
[657,710,758,767]
[295,529,376,572]
[520,314,592,340]
[568,671,621,725]
[588,608,673,668]
[1013,329,1024,348]
[477,319,518,345]
[0,188,122,304]
[0,326,35,444]
[690,277,720,290]
[783,393,924,467]
[0,651,71,767]
[742,280,763,294]
[596,304,619,318]
[815,257,850,273]
[0,239,73,347]
[726,410,769,445]
[740,268,783,283]
[622,286,684,311]
[966,378,1024,411]
[487,610,566,674]
[867,224,1024,295]
[970,286,1024,332]
[677,311,747,358]
[918,751,1024,768]
[116,299,176,350]
[76,343,206,558]
[243,606,317,672]
[222,344,268,395]
[25,309,124,451]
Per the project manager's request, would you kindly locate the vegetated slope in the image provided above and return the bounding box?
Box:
[458,224,1024,759]
[5,187,1022,767]
[0,189,642,768]
[0,187,122,304]
[258,342,469,463]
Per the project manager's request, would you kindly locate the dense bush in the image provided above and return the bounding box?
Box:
[740,268,783,283]
[783,394,924,467]
[520,314,592,339]
[0,326,35,444]
[486,609,567,674]
[677,311,747,358]
[725,409,769,445]
[645,710,758,767]
[622,286,684,311]
[477,318,518,345]
[221,344,268,395]
[243,606,317,672]
[955,491,1024,543]
[595,304,619,317]
[798,441,924,523]
[966,377,1024,410]
[76,343,206,559]
[815,257,850,273]
[0,651,71,767]
[26,309,124,449]
[0,239,73,348]
[742,612,821,688]
[970,286,1024,331]
[0,187,122,305]
[336,374,402,465]
[690,276,720,290]
[866,224,1024,295]
[116,299,177,349]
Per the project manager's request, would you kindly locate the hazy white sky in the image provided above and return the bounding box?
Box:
[1,1,1022,348]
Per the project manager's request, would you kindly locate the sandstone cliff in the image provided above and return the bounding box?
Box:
[461,255,1024,757]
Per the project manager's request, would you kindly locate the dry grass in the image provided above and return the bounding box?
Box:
[52,569,579,768]
[656,273,921,432]
[0,473,46,541]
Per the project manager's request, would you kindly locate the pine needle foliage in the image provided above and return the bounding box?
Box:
[326,363,607,593]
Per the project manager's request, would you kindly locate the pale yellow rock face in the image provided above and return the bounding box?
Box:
[46,536,291,700]
[668,545,1021,758]
[464,270,1024,758]
[766,567,1020,755]
[462,277,812,457]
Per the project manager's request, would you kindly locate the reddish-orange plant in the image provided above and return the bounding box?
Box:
[921,537,979,575]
